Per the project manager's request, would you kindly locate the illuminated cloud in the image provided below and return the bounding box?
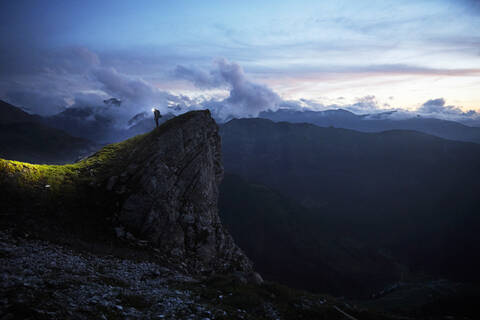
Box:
[416,98,480,120]
[174,59,281,118]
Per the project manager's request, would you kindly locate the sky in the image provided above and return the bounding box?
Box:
[0,0,479,121]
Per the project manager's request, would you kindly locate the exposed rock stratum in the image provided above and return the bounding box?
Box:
[0,110,252,274]
[113,110,252,273]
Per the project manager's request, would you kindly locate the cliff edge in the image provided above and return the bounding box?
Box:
[0,110,252,274]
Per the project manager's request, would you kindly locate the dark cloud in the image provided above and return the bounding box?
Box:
[0,46,100,76]
[0,47,103,115]
[0,45,192,117]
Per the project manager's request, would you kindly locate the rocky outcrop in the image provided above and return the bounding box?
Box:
[0,110,253,275]
[108,110,253,274]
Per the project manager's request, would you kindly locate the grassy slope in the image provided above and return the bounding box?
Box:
[0,100,95,164]
[0,112,207,246]
[0,131,154,248]
[0,132,146,201]
[0,110,205,207]
[0,122,93,164]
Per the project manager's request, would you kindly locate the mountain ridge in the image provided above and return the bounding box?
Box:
[0,100,97,164]
[259,108,480,144]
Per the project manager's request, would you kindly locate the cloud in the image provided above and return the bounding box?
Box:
[343,95,383,114]
[173,59,480,123]
[70,92,107,109]
[295,95,480,124]
[0,46,100,77]
[91,67,159,106]
[0,45,193,118]
[173,58,282,118]
[4,89,70,116]
[46,47,101,74]
[90,66,200,117]
[416,98,480,120]
[1,43,478,129]
[418,98,457,114]
[0,47,103,115]
[173,65,224,89]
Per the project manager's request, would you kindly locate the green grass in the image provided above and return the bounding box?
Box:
[0,110,210,200]
[0,131,147,190]
[0,121,154,231]
[0,110,211,239]
[0,125,157,219]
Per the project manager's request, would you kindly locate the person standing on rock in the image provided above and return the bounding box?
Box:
[152,108,162,128]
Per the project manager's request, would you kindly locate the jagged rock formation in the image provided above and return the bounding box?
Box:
[0,110,252,274]
[112,110,252,273]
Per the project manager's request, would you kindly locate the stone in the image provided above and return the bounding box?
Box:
[116,111,252,274]
[248,272,264,285]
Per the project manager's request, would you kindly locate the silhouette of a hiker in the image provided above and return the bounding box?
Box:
[153,108,162,128]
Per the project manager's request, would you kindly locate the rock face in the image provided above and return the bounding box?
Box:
[0,110,252,275]
[112,110,252,273]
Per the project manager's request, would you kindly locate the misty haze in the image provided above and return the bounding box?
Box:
[1,1,479,319]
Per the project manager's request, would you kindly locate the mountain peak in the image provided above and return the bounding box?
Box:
[0,100,41,124]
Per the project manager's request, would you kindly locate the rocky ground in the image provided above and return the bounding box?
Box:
[0,229,393,320]
[0,229,251,320]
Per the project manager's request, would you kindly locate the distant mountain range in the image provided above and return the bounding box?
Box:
[3,99,480,146]
[220,117,480,296]
[0,100,43,124]
[0,100,96,164]
[259,108,480,144]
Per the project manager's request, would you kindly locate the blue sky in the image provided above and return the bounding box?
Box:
[0,0,479,119]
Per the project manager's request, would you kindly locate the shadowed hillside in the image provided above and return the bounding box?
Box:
[219,173,404,297]
[220,118,480,296]
[0,100,96,164]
